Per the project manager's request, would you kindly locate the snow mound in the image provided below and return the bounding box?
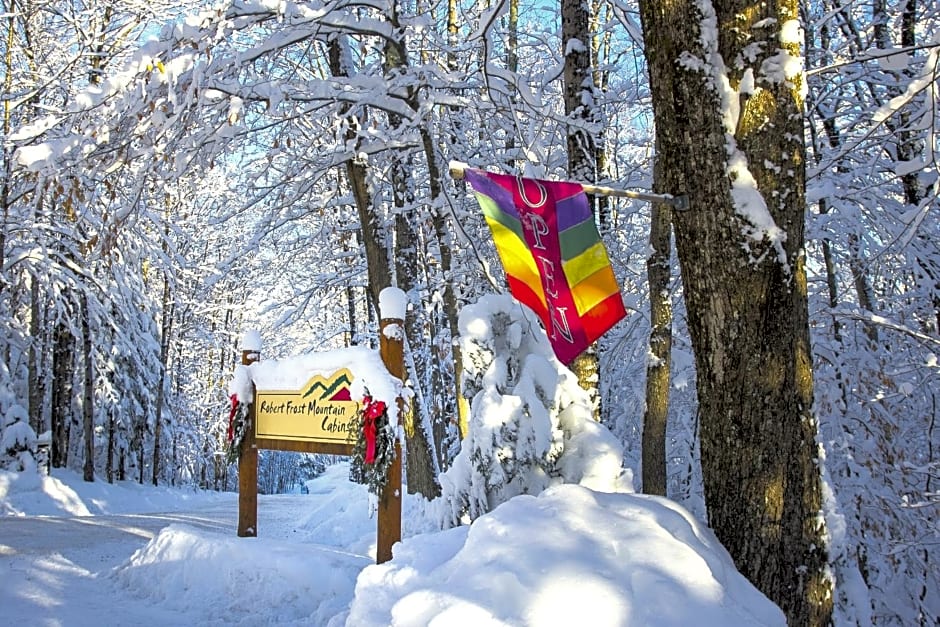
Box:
[348,483,786,626]
[111,523,369,626]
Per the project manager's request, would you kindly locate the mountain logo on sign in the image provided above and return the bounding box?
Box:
[301,369,354,401]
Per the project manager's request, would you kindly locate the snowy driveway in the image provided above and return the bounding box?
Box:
[0,503,239,626]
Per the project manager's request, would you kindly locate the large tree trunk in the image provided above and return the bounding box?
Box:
[637,1,832,624]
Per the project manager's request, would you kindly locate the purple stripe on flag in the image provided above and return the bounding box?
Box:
[465,169,520,221]
[554,187,593,232]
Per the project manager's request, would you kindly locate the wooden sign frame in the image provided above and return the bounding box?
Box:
[236,315,404,565]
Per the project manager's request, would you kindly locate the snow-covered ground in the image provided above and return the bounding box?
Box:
[1,464,785,626]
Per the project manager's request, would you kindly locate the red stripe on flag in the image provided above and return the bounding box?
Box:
[581,292,628,345]
[506,274,549,323]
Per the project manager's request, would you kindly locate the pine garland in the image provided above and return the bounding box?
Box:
[226,394,250,464]
[348,390,397,497]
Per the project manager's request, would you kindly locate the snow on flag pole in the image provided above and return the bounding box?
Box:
[451,162,636,365]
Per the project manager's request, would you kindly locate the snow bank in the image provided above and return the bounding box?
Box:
[348,483,786,627]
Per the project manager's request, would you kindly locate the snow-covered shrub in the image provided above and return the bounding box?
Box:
[436,294,633,527]
[0,362,37,473]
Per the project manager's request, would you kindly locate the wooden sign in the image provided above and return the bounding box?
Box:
[236,286,407,565]
[255,369,358,445]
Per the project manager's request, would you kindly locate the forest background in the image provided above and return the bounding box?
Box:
[0,0,937,625]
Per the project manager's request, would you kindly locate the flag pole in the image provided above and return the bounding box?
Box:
[448,160,689,211]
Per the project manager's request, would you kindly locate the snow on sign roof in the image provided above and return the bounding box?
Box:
[228,345,404,427]
[229,286,407,424]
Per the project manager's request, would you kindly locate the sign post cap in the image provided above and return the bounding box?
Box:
[241,329,263,351]
[379,287,407,320]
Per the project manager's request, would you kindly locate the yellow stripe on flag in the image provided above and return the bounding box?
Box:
[485,217,548,309]
[562,241,613,287]
[569,264,621,315]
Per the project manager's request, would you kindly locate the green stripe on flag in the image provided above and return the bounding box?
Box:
[475,193,525,242]
[559,219,600,260]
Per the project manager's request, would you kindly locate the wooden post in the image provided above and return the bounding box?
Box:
[377,288,405,564]
[238,338,261,537]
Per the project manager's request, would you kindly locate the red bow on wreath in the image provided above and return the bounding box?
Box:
[361,395,387,464]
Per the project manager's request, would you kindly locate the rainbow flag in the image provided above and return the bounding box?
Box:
[465,169,627,365]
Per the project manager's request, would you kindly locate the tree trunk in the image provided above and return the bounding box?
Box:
[106,410,115,484]
[152,271,173,486]
[327,38,392,317]
[637,1,832,624]
[504,0,519,168]
[51,318,74,469]
[880,0,938,333]
[328,28,444,494]
[642,175,672,497]
[138,425,145,484]
[383,1,442,498]
[394,206,442,497]
[344,236,358,345]
[590,0,613,233]
[802,11,842,342]
[81,293,95,482]
[804,12,874,346]
[28,276,45,435]
[562,0,601,420]
[0,0,16,283]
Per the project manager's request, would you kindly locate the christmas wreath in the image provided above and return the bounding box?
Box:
[348,390,397,497]
[226,394,250,464]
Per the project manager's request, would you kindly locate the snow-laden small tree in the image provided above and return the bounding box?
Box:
[436,294,632,528]
[0,361,37,473]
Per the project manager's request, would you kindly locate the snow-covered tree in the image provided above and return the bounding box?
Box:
[0,359,36,472]
[437,294,632,527]
[637,0,833,623]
